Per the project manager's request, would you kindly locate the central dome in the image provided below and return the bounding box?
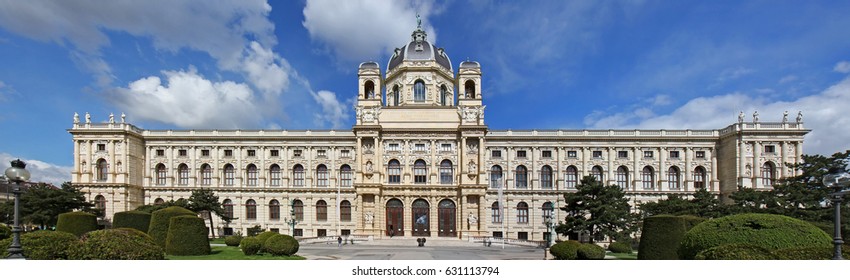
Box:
[387,27,452,72]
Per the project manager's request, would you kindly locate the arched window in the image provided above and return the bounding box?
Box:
[414,80,425,102]
[517,202,529,224]
[177,164,189,185]
[565,166,578,189]
[440,160,453,184]
[223,164,234,186]
[464,80,476,99]
[392,85,400,106]
[246,164,258,186]
[591,166,604,182]
[316,164,328,187]
[293,164,304,186]
[515,165,528,189]
[269,199,280,220]
[541,165,553,189]
[94,195,106,218]
[154,198,165,205]
[96,159,108,181]
[200,164,212,186]
[155,164,167,185]
[542,202,554,218]
[340,200,352,222]
[616,166,629,188]
[388,160,401,184]
[245,199,257,220]
[316,200,327,221]
[293,200,304,221]
[668,166,681,190]
[642,166,655,190]
[490,165,503,189]
[491,202,502,224]
[364,80,375,99]
[223,199,234,219]
[414,159,427,184]
[340,164,352,187]
[440,85,448,106]
[269,164,281,186]
[762,162,776,187]
[694,166,707,189]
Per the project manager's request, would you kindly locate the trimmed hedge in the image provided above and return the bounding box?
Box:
[678,213,832,260]
[577,243,606,260]
[225,235,243,246]
[240,236,262,256]
[73,228,164,260]
[0,230,81,259]
[256,231,280,246]
[608,241,632,254]
[772,245,850,260]
[694,243,777,260]
[550,240,581,260]
[56,211,98,237]
[165,215,211,256]
[638,215,705,260]
[0,223,10,240]
[263,234,300,256]
[113,210,152,233]
[147,206,196,248]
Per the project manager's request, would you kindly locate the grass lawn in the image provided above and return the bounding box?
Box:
[209,238,225,245]
[167,245,305,260]
[607,252,638,260]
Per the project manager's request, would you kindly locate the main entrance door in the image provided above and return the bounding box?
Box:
[412,199,430,236]
[438,199,456,237]
[386,199,404,237]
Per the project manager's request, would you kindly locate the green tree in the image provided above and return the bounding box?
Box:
[0,182,96,227]
[640,187,726,218]
[555,176,638,242]
[187,188,230,238]
[134,198,190,213]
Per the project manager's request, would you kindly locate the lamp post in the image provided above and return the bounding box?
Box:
[823,172,850,260]
[543,212,553,260]
[285,200,298,236]
[5,159,30,259]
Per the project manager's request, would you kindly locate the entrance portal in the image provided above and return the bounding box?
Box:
[438,199,456,237]
[412,199,430,236]
[386,199,404,237]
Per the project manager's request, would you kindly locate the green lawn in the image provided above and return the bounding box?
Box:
[209,238,226,245]
[167,245,305,260]
[607,252,638,260]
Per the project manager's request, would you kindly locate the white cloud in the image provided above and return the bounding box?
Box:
[584,76,850,155]
[0,153,71,187]
[109,67,262,128]
[717,66,755,82]
[779,75,798,84]
[312,90,351,128]
[302,0,440,63]
[835,61,850,73]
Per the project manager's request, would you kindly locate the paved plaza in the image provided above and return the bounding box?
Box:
[297,238,550,260]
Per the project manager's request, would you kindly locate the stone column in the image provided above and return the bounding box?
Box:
[659,147,666,191]
[607,147,615,185]
[753,141,761,188]
[684,147,692,191]
[633,147,640,191]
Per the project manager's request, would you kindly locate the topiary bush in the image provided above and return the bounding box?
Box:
[225,235,243,247]
[147,206,196,248]
[56,211,98,237]
[256,231,279,246]
[73,228,164,260]
[113,210,152,233]
[0,230,80,259]
[263,234,300,256]
[165,215,210,256]
[550,240,581,260]
[638,215,705,260]
[772,245,850,260]
[608,241,632,254]
[240,236,262,256]
[678,213,832,260]
[0,223,10,240]
[577,243,606,260]
[694,243,777,260]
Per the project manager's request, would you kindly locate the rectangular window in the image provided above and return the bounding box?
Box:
[201,149,210,157]
[388,143,400,151]
[696,151,706,159]
[341,229,351,236]
[293,229,303,237]
[178,149,187,157]
[516,150,527,158]
[270,167,280,186]
[644,151,654,158]
[97,144,106,151]
[493,232,503,238]
[224,149,233,157]
[669,151,680,159]
[341,168,352,187]
[518,232,528,240]
[491,150,502,158]
[414,143,426,151]
[567,151,577,158]
[765,145,776,153]
[247,149,256,157]
[317,229,327,238]
[341,149,350,158]
[270,149,279,157]
[270,228,279,233]
[441,143,452,152]
[317,149,326,157]
[592,151,603,158]
[293,149,302,157]
[618,151,628,158]
[156,149,164,157]
[542,150,552,158]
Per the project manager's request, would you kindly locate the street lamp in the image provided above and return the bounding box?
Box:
[542,212,554,260]
[285,200,298,236]
[822,172,850,260]
[5,159,30,259]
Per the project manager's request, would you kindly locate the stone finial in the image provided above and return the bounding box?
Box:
[109,113,114,124]
[782,111,788,123]
[121,112,126,123]
[753,110,759,123]
[796,111,803,123]
[85,112,91,124]
[738,111,744,123]
[73,112,79,124]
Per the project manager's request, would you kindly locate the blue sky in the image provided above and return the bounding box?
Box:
[1,0,849,185]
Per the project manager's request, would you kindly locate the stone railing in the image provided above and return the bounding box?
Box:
[487,129,720,138]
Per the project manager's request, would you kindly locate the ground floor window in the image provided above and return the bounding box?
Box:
[223,227,234,236]
[270,228,279,233]
[294,229,303,237]
[518,232,528,240]
[492,231,503,238]
[317,229,327,237]
[341,229,351,236]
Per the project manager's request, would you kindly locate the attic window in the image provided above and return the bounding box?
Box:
[415,43,423,51]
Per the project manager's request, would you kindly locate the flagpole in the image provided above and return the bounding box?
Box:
[499,181,505,249]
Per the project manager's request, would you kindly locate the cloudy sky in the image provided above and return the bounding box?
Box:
[0,0,849,185]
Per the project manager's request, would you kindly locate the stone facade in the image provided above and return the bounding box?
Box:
[69,26,809,242]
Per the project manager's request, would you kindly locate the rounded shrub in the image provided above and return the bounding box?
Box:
[772,245,850,260]
[147,206,196,248]
[73,228,164,260]
[0,230,80,259]
[638,215,705,260]
[240,236,262,256]
[263,234,300,256]
[678,213,832,260]
[577,243,606,260]
[0,223,11,240]
[113,210,152,233]
[165,215,210,256]
[256,231,279,246]
[694,243,777,260]
[608,241,632,254]
[56,211,98,237]
[225,235,243,247]
[550,240,581,260]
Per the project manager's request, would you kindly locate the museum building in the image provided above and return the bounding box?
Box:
[69,25,809,242]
